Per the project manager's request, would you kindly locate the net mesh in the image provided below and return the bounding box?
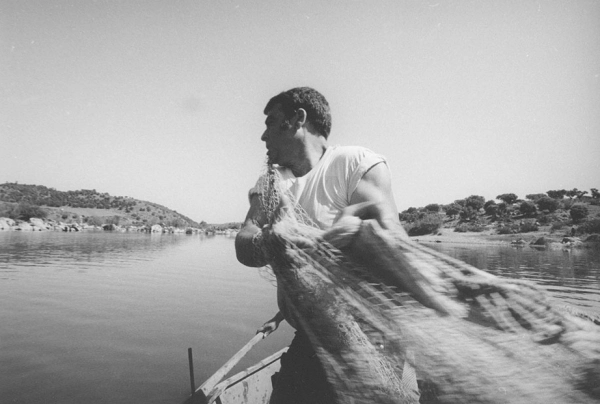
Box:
[259,164,600,404]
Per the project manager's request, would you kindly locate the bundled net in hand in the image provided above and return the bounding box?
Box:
[258,165,600,404]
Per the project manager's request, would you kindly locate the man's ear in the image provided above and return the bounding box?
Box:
[294,108,307,129]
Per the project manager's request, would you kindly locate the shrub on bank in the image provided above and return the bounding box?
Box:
[455,222,486,233]
[424,203,440,213]
[399,211,421,223]
[536,196,560,213]
[497,224,518,234]
[406,214,443,236]
[465,195,486,211]
[570,204,588,222]
[85,216,104,226]
[579,219,600,234]
[526,193,547,202]
[1,202,47,221]
[497,221,539,234]
[537,214,553,225]
[443,203,461,218]
[484,200,498,216]
[519,221,539,233]
[519,201,537,216]
[497,193,519,205]
[459,206,479,221]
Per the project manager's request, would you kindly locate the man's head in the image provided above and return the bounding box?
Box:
[263,87,331,139]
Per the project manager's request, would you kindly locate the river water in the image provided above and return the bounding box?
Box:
[1,231,599,404]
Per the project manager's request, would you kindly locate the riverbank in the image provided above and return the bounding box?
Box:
[2,216,596,249]
[412,227,600,250]
[0,216,239,236]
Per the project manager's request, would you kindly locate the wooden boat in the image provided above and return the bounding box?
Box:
[182,330,286,404]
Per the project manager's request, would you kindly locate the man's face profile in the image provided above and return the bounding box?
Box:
[262,104,293,166]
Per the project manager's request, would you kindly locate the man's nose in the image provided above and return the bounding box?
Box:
[261,130,268,142]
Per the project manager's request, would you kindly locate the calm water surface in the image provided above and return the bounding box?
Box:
[428,242,600,313]
[1,232,599,404]
[0,231,292,404]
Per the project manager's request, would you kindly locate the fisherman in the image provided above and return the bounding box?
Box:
[235,87,418,403]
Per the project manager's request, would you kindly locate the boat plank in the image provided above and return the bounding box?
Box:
[182,347,287,404]
[211,348,287,404]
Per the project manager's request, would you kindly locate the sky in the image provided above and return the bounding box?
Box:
[1,0,599,224]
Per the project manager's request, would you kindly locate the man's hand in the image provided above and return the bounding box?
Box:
[324,201,409,249]
[322,214,362,249]
[335,201,397,230]
[256,320,279,337]
[256,312,284,337]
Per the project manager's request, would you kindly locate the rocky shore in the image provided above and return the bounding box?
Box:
[2,216,595,249]
[413,227,599,250]
[0,217,226,235]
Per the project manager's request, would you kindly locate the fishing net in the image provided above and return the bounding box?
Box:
[257,165,600,404]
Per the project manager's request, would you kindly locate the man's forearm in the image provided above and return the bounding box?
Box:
[269,311,284,324]
[237,194,270,267]
[235,225,268,267]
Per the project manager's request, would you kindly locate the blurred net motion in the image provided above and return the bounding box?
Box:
[258,164,600,404]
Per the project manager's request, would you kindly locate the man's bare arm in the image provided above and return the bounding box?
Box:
[324,161,407,248]
[348,162,404,231]
[235,194,268,267]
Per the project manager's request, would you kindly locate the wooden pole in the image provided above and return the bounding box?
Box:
[188,348,196,396]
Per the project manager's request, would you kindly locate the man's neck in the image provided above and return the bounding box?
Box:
[289,136,328,177]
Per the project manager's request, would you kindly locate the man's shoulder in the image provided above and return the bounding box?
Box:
[327,145,383,163]
[329,144,373,155]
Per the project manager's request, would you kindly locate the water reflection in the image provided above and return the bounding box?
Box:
[427,242,600,313]
[0,231,200,271]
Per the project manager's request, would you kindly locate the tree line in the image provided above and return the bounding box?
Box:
[400,187,599,236]
[0,183,138,211]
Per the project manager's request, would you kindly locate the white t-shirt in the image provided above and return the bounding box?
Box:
[250,145,387,229]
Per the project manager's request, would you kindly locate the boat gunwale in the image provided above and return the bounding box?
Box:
[182,346,288,404]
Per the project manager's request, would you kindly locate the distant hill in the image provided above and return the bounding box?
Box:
[0,182,202,229]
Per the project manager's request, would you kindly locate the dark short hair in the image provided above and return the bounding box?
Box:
[264,87,332,139]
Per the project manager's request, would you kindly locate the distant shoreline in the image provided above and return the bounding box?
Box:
[3,215,597,251]
[0,216,239,236]
[412,227,598,250]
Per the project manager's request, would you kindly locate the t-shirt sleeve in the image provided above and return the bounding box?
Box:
[345,147,387,201]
